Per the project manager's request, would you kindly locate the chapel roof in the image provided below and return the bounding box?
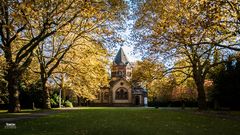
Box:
[113,47,129,65]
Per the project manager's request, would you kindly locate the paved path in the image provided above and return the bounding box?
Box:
[0,110,61,124]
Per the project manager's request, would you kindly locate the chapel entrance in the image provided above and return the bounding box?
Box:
[135,96,140,105]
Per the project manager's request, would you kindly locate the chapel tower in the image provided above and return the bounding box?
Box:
[111,47,132,81]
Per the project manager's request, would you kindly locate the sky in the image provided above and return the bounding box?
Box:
[111,0,143,63]
[121,45,141,62]
[115,8,141,62]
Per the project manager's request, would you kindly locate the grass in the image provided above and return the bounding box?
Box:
[0,107,240,135]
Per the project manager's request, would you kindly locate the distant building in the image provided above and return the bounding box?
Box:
[93,47,147,106]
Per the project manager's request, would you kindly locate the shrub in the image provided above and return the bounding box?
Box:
[64,100,73,108]
[50,98,58,107]
[50,93,60,108]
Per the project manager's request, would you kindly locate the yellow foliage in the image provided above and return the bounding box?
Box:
[53,38,110,100]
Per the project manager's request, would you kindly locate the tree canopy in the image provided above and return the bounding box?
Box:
[0,0,127,112]
[132,0,239,110]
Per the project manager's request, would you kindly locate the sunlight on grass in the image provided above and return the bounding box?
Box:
[0,110,7,113]
[0,109,41,118]
[53,107,151,110]
[0,109,40,114]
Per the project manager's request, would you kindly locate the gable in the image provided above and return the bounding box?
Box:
[111,79,131,91]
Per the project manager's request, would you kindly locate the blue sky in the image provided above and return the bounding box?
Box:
[112,0,142,62]
[121,45,141,62]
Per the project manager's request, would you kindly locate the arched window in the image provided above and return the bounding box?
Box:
[115,88,128,100]
[118,71,123,76]
[103,92,109,100]
[95,92,100,100]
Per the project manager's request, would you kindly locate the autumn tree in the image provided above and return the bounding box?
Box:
[133,0,235,110]
[52,40,109,104]
[0,0,127,112]
[132,59,175,102]
[210,0,239,50]
[0,54,7,104]
[132,59,164,87]
[34,1,127,109]
[171,60,198,103]
[0,0,86,112]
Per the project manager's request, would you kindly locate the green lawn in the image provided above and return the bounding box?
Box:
[0,107,240,135]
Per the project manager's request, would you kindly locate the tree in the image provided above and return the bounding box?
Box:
[0,0,127,112]
[171,73,197,103]
[34,1,127,109]
[132,59,164,88]
[133,0,233,110]
[132,59,175,102]
[211,0,240,50]
[0,55,7,104]
[210,55,240,110]
[51,39,109,105]
[0,0,85,112]
[148,77,175,103]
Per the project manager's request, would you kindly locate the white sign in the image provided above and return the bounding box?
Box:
[4,123,16,129]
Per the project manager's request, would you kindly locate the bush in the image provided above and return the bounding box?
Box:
[64,100,73,108]
[210,57,240,110]
[148,101,198,107]
[50,98,58,107]
[19,82,44,109]
[50,93,61,108]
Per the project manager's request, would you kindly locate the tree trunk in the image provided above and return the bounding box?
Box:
[42,79,51,109]
[43,87,51,109]
[7,70,21,113]
[196,80,207,110]
[77,96,81,106]
[60,76,66,101]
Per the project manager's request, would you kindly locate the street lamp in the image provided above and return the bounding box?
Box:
[59,88,62,108]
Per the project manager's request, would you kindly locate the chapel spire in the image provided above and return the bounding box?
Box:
[113,47,129,65]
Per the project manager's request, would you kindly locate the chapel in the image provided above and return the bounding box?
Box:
[93,47,148,106]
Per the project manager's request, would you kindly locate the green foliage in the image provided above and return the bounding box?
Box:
[64,100,73,108]
[29,83,45,108]
[18,81,45,108]
[50,92,73,108]
[210,55,240,110]
[50,99,57,107]
[50,93,61,108]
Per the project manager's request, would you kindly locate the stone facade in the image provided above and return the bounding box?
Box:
[93,47,147,106]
